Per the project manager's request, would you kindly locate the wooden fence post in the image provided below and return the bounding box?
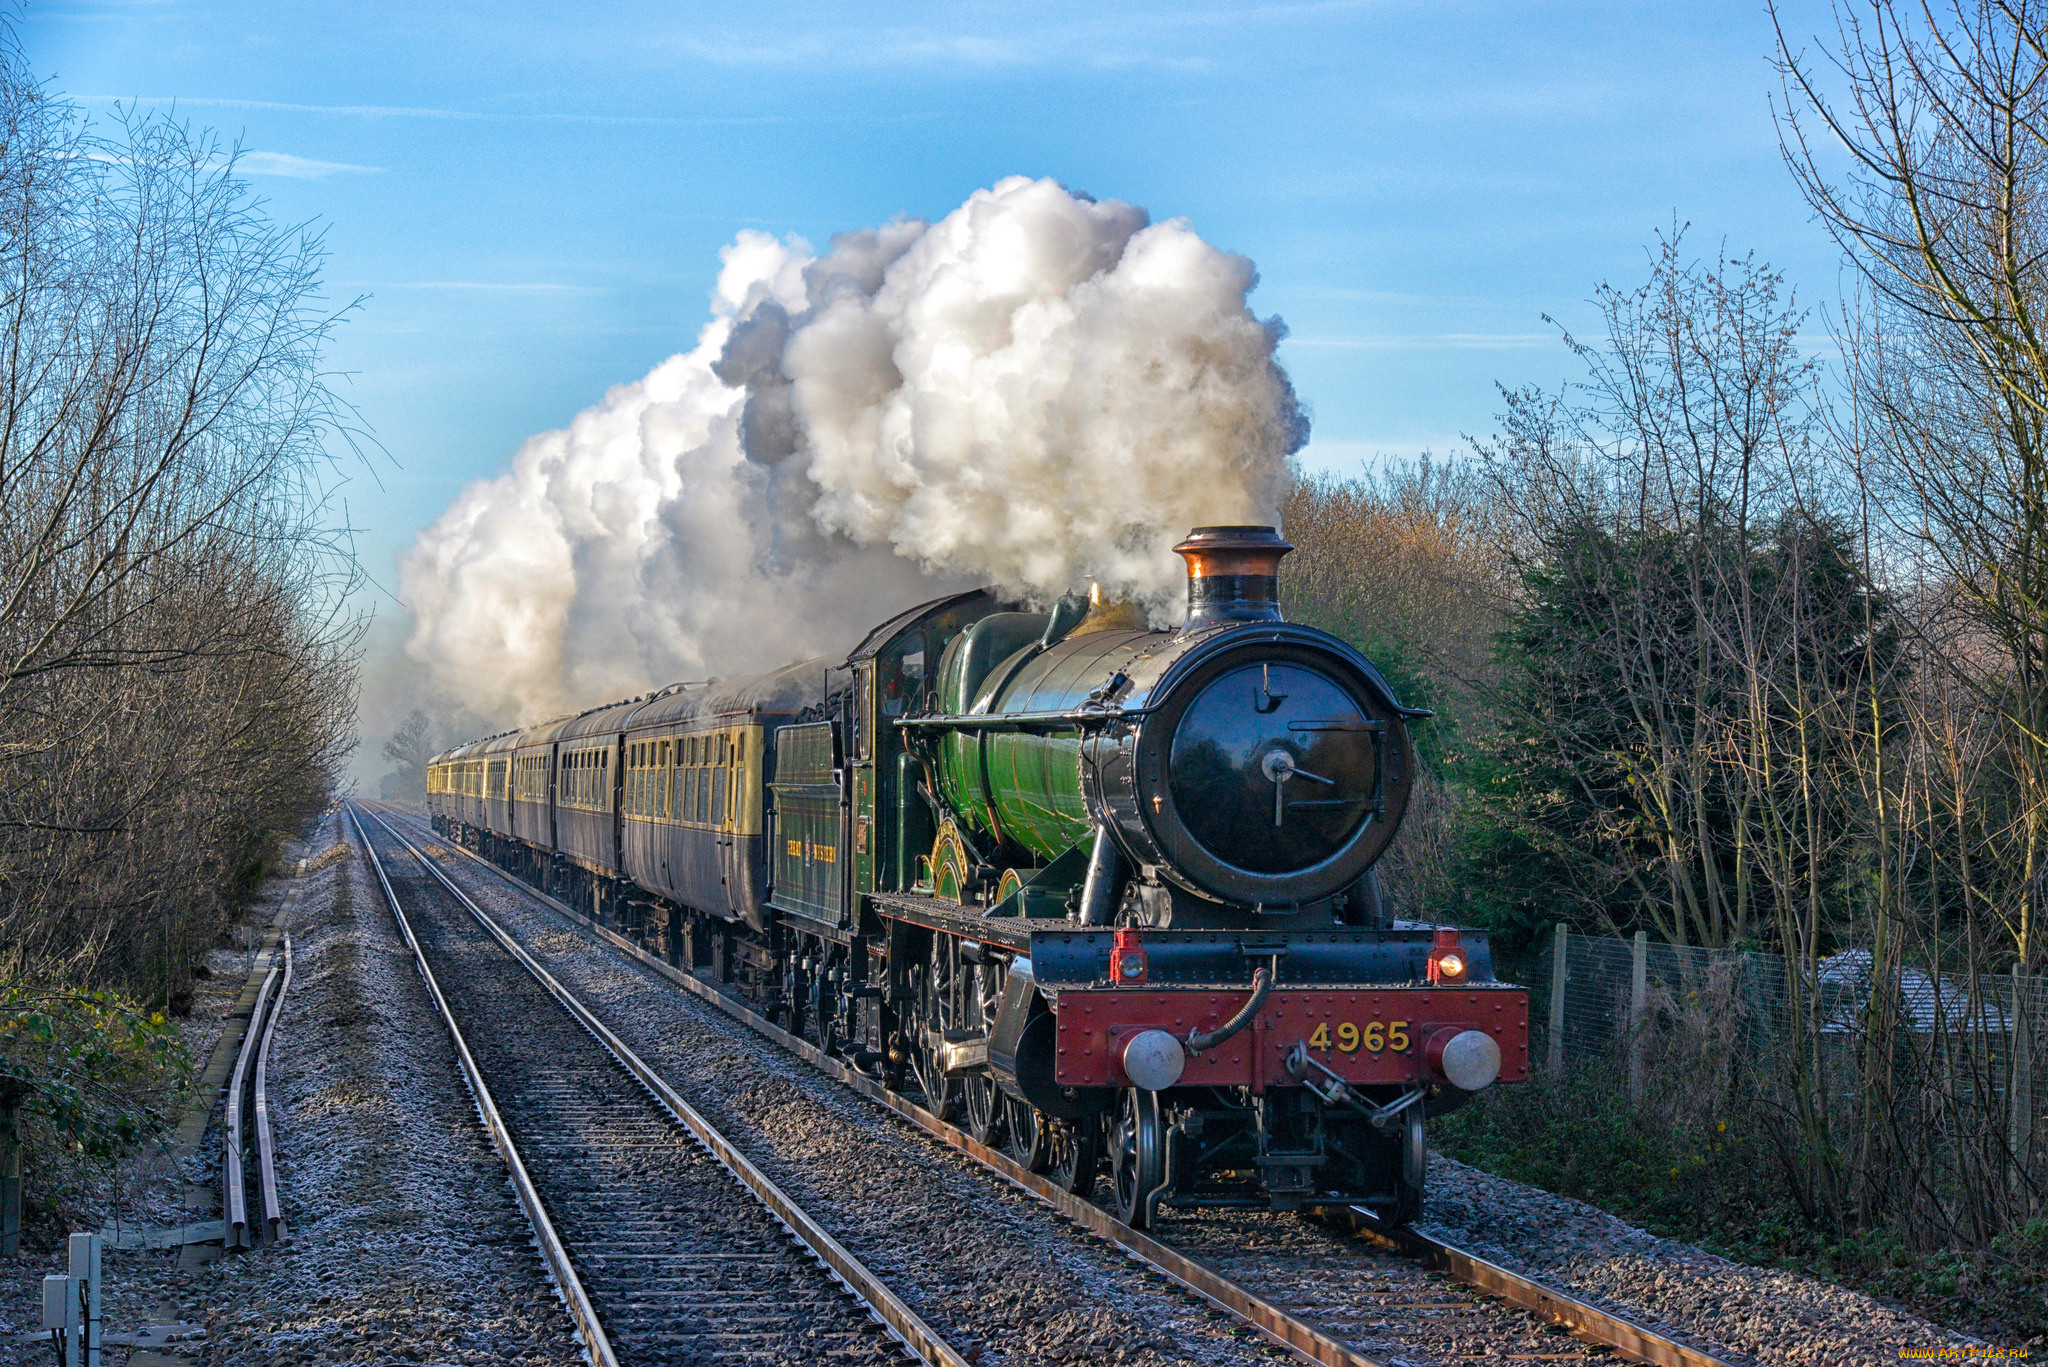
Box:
[1547,923,1568,1077]
[1628,930,1648,1105]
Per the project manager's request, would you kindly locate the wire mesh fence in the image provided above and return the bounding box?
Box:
[1531,929,2044,1179]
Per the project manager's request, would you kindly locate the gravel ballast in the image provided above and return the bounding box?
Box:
[1418,1158,1982,1366]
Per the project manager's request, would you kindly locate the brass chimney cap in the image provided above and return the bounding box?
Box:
[1172,525,1294,578]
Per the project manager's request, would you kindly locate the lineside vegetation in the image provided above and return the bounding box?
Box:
[0,33,361,1241]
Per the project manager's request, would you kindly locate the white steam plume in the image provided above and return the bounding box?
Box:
[400,176,1307,726]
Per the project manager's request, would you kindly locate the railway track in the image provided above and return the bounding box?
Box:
[222,930,293,1251]
[369,801,1737,1367]
[346,803,965,1367]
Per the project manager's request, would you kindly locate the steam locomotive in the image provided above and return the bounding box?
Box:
[426,527,1529,1228]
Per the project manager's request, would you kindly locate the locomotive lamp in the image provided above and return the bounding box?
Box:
[1109,928,1148,985]
[1427,927,1468,984]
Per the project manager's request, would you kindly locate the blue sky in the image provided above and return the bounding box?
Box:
[31,0,1849,672]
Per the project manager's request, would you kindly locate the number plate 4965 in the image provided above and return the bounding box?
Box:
[1308,1019,1410,1054]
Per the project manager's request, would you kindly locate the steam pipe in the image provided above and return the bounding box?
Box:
[1185,966,1274,1054]
[1077,825,1121,926]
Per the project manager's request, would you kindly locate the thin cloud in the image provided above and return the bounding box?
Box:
[660,1,1370,69]
[363,281,610,294]
[1283,333,1556,350]
[78,94,816,127]
[238,150,381,178]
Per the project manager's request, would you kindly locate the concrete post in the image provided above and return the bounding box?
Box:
[1628,929,1649,1105]
[1547,923,1568,1077]
[70,1230,100,1367]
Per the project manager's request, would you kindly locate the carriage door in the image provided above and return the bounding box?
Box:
[716,730,743,920]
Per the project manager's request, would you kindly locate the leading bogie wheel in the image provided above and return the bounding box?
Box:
[1392,1104,1426,1225]
[1107,1088,1165,1229]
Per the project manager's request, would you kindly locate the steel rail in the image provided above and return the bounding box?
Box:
[221,950,282,1252]
[1334,1215,1731,1367]
[251,932,294,1244]
[345,806,620,1367]
[359,806,969,1367]
[391,807,1734,1367]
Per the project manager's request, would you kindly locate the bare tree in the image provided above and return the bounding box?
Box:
[1777,0,2048,974]
[0,44,364,1005]
[380,709,434,797]
[1470,235,1861,952]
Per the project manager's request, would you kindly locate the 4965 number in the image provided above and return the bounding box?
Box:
[1308,1019,1411,1054]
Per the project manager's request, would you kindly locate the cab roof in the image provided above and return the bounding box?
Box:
[845,589,998,664]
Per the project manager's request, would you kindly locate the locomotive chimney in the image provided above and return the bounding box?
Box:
[1173,525,1293,633]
